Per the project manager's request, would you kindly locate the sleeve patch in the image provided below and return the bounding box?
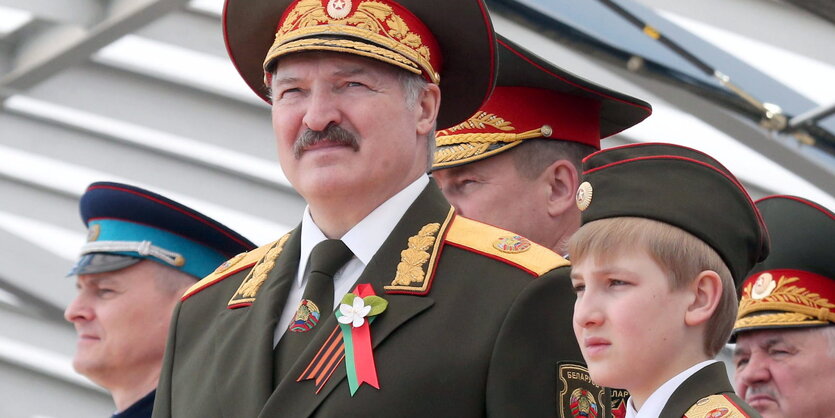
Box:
[557,362,609,418]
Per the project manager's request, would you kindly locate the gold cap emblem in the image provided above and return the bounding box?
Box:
[751,272,776,299]
[576,181,593,211]
[326,0,351,19]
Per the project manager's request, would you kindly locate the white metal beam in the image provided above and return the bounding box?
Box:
[0,0,103,26]
[0,143,291,244]
[0,334,103,391]
[0,0,189,96]
[5,95,288,189]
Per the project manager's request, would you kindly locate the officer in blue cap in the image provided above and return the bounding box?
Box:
[64,182,256,418]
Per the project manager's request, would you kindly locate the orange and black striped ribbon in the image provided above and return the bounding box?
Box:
[297,325,346,393]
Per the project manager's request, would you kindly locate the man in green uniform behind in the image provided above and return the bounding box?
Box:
[732,195,835,418]
[430,35,651,417]
[154,0,592,417]
[432,35,651,256]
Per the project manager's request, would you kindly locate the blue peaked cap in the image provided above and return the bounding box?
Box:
[69,182,257,279]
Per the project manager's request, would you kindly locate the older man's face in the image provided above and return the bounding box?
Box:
[434,150,550,244]
[64,261,185,388]
[734,327,835,418]
[270,52,432,207]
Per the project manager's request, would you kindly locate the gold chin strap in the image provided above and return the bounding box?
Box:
[433,127,549,166]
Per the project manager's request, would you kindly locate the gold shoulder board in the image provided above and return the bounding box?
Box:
[444,216,569,276]
[181,239,278,301]
[685,394,751,418]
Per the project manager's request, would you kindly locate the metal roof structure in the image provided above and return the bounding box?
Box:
[0,0,832,415]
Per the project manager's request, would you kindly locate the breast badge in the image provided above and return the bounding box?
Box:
[288,299,321,332]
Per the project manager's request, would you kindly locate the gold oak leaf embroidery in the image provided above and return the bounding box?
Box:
[440,112,514,135]
[739,275,835,317]
[390,223,440,286]
[234,234,290,299]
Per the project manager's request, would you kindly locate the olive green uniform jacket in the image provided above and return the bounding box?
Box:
[152,184,583,418]
[661,362,760,418]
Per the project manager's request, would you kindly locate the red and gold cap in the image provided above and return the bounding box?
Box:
[432,35,651,170]
[223,0,497,129]
[733,196,835,336]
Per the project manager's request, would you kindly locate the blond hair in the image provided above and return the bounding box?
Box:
[568,217,736,356]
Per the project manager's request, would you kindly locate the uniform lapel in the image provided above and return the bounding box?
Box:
[260,182,449,417]
[659,362,733,418]
[214,228,301,418]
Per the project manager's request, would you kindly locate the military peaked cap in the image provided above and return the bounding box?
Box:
[432,34,652,170]
[223,0,497,129]
[733,195,835,335]
[69,182,256,279]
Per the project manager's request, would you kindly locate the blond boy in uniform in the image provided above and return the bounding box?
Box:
[568,143,769,418]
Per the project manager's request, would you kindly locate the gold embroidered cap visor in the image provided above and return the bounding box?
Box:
[732,195,835,339]
[223,0,497,129]
[431,35,652,170]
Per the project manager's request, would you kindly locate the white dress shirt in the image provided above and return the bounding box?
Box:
[625,360,718,418]
[273,175,429,346]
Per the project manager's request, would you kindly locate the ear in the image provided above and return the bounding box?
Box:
[684,270,723,327]
[416,83,441,136]
[545,159,580,217]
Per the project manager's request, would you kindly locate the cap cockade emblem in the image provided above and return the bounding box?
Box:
[86,224,101,242]
[576,181,593,211]
[751,272,776,300]
[326,0,351,19]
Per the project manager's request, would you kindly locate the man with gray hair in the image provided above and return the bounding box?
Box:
[153,0,593,417]
[732,195,835,418]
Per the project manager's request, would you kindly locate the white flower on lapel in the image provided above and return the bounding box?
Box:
[338,296,372,327]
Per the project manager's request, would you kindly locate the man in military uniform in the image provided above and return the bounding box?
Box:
[65,182,255,418]
[732,195,835,418]
[432,35,651,255]
[430,36,650,417]
[153,0,591,417]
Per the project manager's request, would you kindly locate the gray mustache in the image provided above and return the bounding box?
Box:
[745,385,777,401]
[294,125,360,158]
